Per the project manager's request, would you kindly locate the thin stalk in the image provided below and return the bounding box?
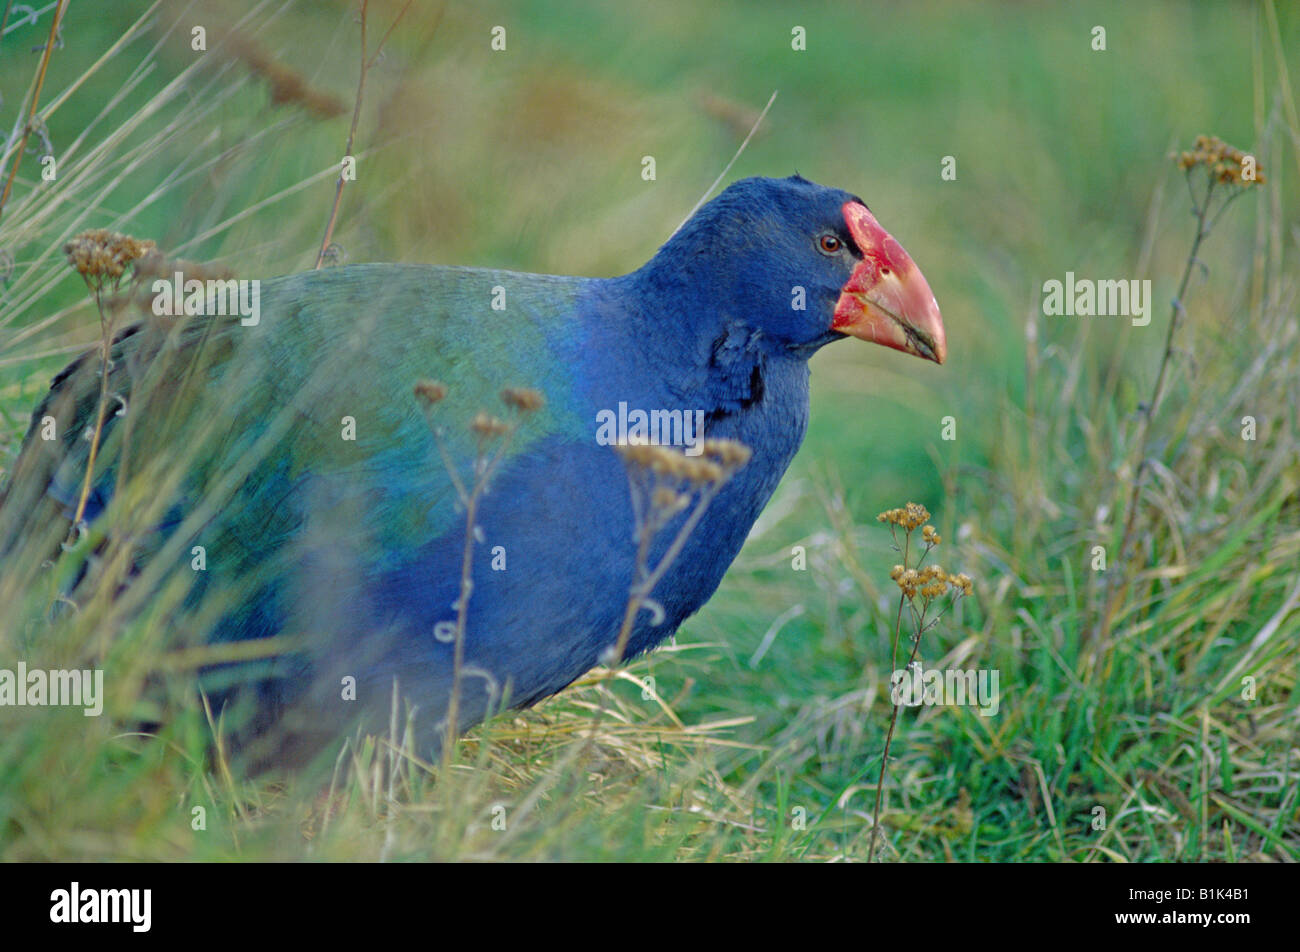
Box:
[70,288,111,531]
[0,0,68,226]
[313,0,368,269]
[442,429,515,766]
[312,0,417,269]
[1099,173,1214,638]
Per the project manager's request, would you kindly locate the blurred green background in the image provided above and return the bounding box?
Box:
[5,0,1290,506]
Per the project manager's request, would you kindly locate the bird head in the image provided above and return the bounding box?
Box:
[657,175,946,364]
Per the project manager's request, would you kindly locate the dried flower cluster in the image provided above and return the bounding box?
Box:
[470,411,510,438]
[616,437,750,487]
[603,435,753,674]
[413,379,448,406]
[1176,135,1265,185]
[876,501,931,531]
[414,382,546,425]
[702,438,752,468]
[617,443,722,484]
[501,387,545,413]
[889,563,973,599]
[616,437,752,569]
[877,501,974,600]
[63,230,155,289]
[650,485,691,516]
[871,500,974,860]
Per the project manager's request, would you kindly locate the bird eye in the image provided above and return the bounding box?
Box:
[818,234,842,255]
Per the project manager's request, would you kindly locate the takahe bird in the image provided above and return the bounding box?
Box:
[0,174,944,764]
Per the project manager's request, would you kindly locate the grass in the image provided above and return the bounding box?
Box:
[0,0,1297,861]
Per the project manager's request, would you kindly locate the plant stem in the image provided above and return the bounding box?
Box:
[1099,173,1214,640]
[313,0,368,269]
[442,429,514,766]
[312,0,417,269]
[870,594,931,863]
[71,288,110,531]
[0,0,68,226]
[871,528,917,863]
[608,481,720,667]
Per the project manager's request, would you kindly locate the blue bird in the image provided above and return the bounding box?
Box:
[0,175,945,764]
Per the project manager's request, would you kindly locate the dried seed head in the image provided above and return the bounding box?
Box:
[903,502,930,530]
[918,564,947,583]
[651,486,689,513]
[501,387,545,413]
[414,379,448,406]
[63,230,156,287]
[615,442,650,464]
[894,568,921,598]
[616,442,689,478]
[470,411,510,438]
[877,501,931,530]
[701,438,752,469]
[684,458,724,485]
[1175,134,1265,185]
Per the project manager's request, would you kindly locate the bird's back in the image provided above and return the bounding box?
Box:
[0,264,604,754]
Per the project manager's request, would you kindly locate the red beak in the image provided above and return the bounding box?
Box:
[831,202,946,364]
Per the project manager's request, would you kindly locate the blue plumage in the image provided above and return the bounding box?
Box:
[0,175,945,763]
